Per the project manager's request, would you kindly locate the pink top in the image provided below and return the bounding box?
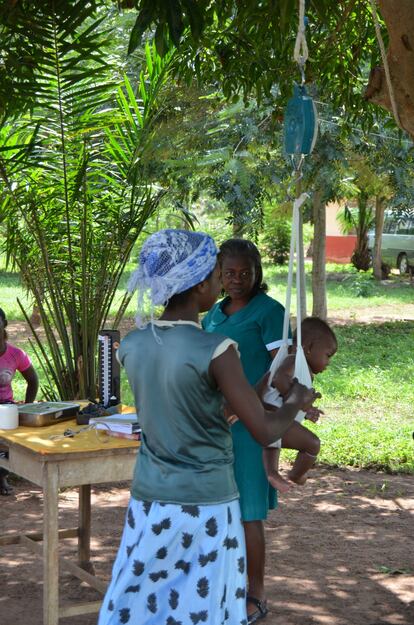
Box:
[0,343,32,402]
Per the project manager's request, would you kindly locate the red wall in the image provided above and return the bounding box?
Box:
[325,235,357,263]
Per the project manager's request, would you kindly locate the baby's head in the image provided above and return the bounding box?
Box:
[295,317,337,374]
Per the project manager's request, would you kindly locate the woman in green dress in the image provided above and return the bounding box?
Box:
[202,239,289,624]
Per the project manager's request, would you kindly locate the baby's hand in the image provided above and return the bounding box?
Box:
[305,407,324,423]
[286,379,321,411]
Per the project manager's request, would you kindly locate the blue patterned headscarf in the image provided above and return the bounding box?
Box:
[128,229,218,327]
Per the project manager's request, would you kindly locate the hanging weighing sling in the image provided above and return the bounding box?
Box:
[263,192,312,420]
[263,0,318,418]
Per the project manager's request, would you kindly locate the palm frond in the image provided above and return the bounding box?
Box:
[0,8,172,400]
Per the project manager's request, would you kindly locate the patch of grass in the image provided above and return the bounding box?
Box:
[376,566,413,575]
[110,261,414,318]
[2,259,413,320]
[0,271,30,319]
[264,262,414,313]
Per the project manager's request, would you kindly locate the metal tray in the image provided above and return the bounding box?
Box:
[18,402,80,427]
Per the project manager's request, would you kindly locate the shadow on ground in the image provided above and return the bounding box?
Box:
[0,467,412,625]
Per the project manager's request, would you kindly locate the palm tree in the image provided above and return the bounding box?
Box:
[0,2,171,400]
[337,157,390,272]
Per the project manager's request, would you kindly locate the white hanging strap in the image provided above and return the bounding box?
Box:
[293,191,312,418]
[267,199,297,380]
[285,191,308,342]
[281,204,297,340]
[295,196,302,347]
[266,215,296,384]
[268,192,308,380]
[264,191,310,407]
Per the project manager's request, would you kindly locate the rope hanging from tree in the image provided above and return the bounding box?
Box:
[264,0,316,406]
[293,0,308,82]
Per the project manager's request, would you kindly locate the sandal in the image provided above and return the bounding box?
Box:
[0,475,13,496]
[0,486,13,496]
[247,596,268,624]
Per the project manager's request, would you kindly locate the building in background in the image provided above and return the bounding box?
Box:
[325,202,356,263]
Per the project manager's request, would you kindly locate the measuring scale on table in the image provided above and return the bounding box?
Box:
[98,329,121,408]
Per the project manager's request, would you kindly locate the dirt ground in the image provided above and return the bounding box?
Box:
[328,303,414,325]
[0,466,413,625]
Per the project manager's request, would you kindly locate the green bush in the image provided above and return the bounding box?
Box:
[261,219,291,265]
[342,272,375,298]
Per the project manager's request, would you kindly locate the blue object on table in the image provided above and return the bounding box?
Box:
[284,84,318,156]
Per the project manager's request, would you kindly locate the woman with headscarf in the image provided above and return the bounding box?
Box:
[97,229,314,625]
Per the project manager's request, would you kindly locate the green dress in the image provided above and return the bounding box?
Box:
[202,291,288,521]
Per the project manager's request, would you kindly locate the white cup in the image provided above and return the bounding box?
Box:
[0,404,19,430]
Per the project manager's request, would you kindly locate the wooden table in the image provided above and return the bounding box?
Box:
[0,417,139,625]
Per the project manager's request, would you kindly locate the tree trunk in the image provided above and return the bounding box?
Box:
[311,189,327,320]
[373,196,386,280]
[30,304,42,328]
[351,193,371,271]
[365,1,414,139]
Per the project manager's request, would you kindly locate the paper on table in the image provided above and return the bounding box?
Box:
[90,413,140,434]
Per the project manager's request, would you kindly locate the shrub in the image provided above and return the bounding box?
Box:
[261,219,291,265]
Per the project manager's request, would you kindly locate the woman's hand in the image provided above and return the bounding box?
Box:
[21,365,39,403]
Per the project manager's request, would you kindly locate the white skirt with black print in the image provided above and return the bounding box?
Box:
[98,497,247,625]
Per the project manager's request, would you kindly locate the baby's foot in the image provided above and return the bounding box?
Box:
[288,471,308,485]
[267,470,292,493]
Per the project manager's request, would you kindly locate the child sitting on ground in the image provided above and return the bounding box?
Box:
[263,317,337,493]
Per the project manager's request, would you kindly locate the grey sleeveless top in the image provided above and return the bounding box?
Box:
[118,322,239,505]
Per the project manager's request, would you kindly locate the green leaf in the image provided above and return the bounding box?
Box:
[166,0,184,47]
[128,3,154,55]
[154,22,168,57]
[182,0,204,40]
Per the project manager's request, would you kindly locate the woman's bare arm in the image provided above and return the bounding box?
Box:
[210,346,316,447]
[21,365,39,403]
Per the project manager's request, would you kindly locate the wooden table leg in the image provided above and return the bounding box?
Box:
[78,484,94,573]
[43,462,59,625]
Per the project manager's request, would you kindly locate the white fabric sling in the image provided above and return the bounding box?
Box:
[263,192,312,446]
